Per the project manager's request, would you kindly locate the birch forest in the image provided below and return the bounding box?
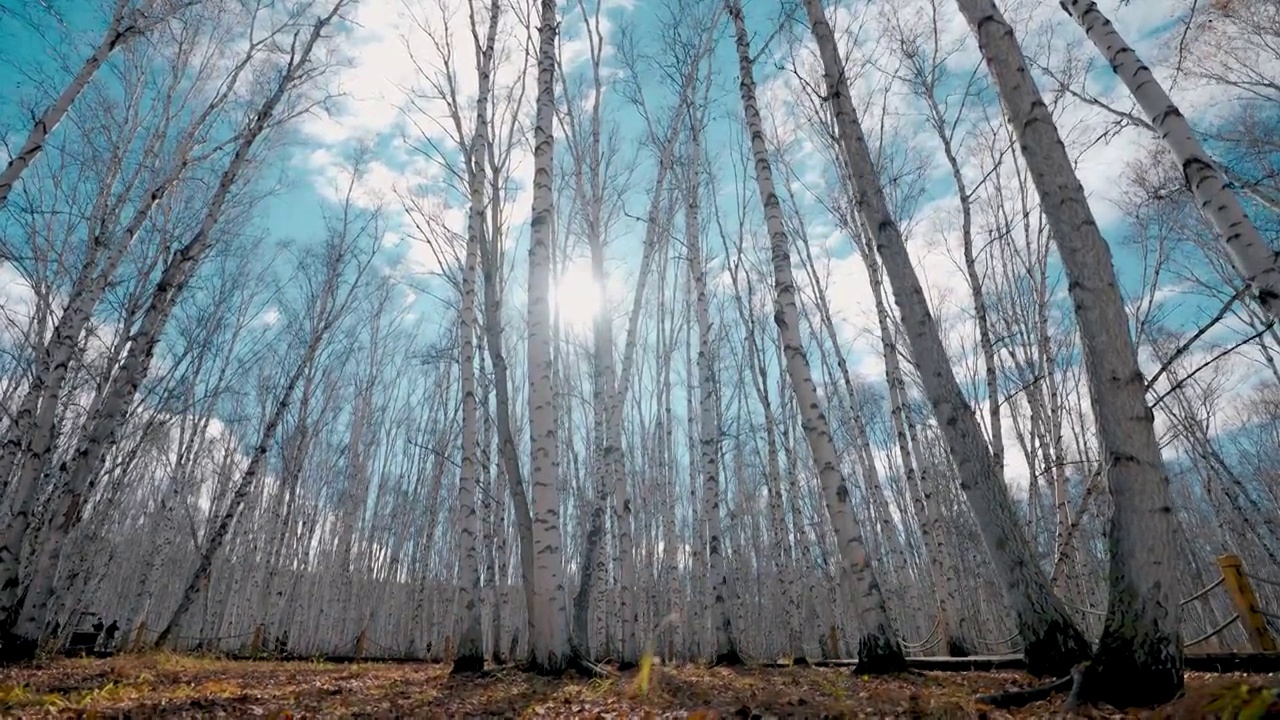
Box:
[1,0,1278,710]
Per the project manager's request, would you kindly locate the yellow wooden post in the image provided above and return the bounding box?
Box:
[130,621,147,653]
[1218,554,1278,652]
[355,628,368,660]
[249,624,264,656]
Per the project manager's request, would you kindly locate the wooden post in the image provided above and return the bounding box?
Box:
[355,628,368,660]
[249,624,264,656]
[1218,553,1278,652]
[130,621,147,653]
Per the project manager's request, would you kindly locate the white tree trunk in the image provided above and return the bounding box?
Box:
[1062,0,1280,321]
[526,0,572,673]
[958,0,1182,703]
[684,118,740,665]
[727,0,905,673]
[803,0,1090,677]
[451,0,501,674]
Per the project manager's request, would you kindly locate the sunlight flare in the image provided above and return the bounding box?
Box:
[550,257,606,335]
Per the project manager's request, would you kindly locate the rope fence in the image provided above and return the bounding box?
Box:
[74,555,1280,662]
[900,618,941,652]
[1183,614,1239,649]
[1246,571,1280,590]
[909,553,1278,657]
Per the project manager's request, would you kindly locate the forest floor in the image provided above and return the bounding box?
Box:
[0,653,1275,718]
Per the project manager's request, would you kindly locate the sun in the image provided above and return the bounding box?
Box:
[550,258,606,336]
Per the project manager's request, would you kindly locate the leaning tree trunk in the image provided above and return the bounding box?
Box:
[1061,0,1280,322]
[0,6,352,660]
[726,0,905,673]
[958,0,1182,705]
[802,0,1090,678]
[0,0,142,208]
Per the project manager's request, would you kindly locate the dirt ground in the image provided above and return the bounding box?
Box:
[0,654,1275,718]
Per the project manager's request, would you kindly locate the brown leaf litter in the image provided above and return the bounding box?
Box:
[0,653,1273,718]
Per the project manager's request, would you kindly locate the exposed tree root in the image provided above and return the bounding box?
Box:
[570,652,614,679]
[976,669,1075,709]
[1061,662,1090,713]
[522,653,610,678]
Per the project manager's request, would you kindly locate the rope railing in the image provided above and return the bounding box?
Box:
[1181,577,1224,606]
[1064,574,1225,618]
[939,556,1267,657]
[900,618,941,651]
[1183,613,1239,649]
[972,630,1020,648]
[1244,571,1280,590]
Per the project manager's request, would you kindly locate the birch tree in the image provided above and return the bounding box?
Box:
[955,0,1182,705]
[1060,0,1280,321]
[726,0,905,673]
[450,0,503,676]
[0,0,200,208]
[526,0,573,673]
[800,0,1091,677]
[684,88,742,666]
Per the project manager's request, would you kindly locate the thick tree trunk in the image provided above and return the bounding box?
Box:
[803,0,1089,678]
[685,116,740,667]
[451,0,502,675]
[957,0,1182,705]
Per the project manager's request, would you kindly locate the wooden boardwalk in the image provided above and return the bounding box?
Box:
[762,652,1280,673]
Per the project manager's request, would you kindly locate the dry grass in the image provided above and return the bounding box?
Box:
[0,654,1272,718]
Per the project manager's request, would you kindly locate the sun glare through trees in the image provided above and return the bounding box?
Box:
[0,0,1279,714]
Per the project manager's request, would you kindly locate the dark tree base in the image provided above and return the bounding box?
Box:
[856,633,908,675]
[1022,617,1092,678]
[713,648,745,667]
[790,655,810,666]
[945,638,971,658]
[1087,636,1184,708]
[522,650,573,677]
[0,634,38,666]
[449,653,486,675]
[617,659,638,672]
[522,650,612,678]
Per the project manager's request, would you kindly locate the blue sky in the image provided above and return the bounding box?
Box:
[1,0,1270,493]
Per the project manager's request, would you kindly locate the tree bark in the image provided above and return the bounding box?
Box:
[803,0,1090,677]
[727,0,905,673]
[957,0,1183,704]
